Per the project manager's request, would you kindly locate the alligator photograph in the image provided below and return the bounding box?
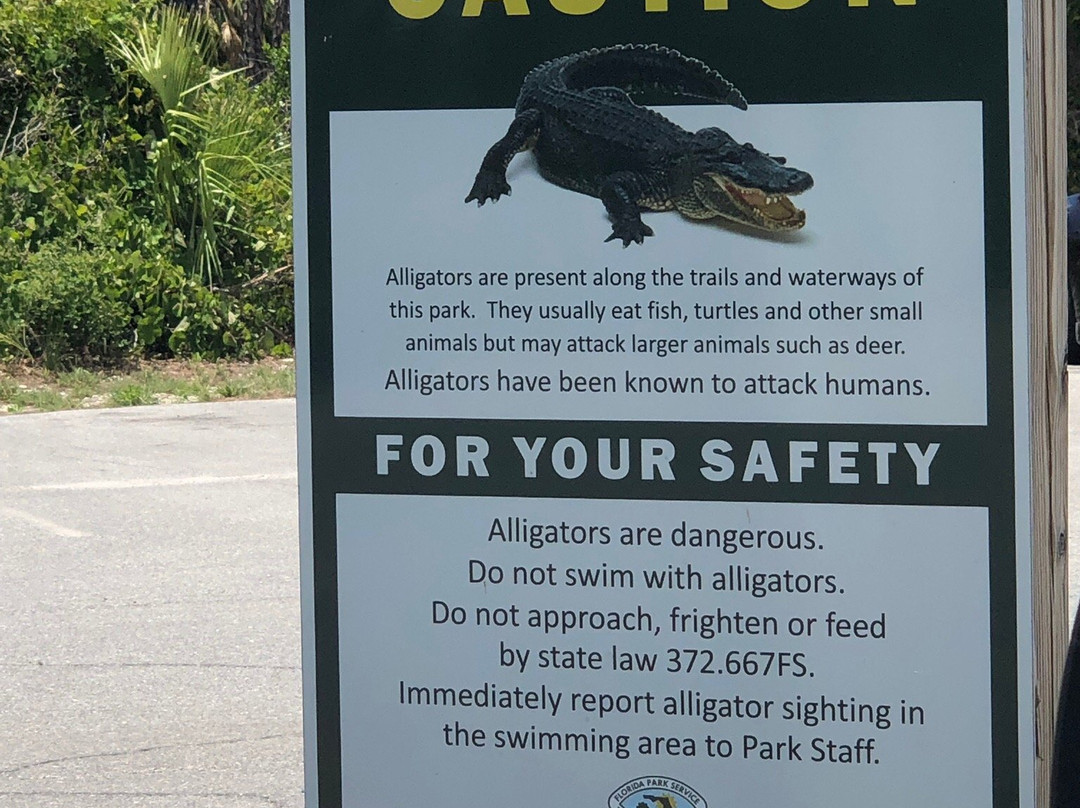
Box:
[465,44,814,246]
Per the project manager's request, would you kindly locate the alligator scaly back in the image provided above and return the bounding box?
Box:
[470,45,811,244]
[555,44,747,109]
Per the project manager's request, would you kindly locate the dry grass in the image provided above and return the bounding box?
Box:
[0,357,296,414]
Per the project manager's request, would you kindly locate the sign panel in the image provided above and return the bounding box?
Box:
[293,2,1032,806]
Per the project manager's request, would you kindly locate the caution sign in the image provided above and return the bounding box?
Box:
[293,1,1036,806]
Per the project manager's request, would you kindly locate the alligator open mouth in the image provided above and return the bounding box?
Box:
[721,179,806,231]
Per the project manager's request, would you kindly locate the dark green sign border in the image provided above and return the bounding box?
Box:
[298,2,1018,805]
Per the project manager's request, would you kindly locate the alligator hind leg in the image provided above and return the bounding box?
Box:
[465,108,541,206]
[601,171,661,246]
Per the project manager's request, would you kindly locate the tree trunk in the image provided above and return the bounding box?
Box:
[270,0,290,49]
[244,0,269,83]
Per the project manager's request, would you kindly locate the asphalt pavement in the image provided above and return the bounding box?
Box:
[0,399,302,808]
[1,379,1079,807]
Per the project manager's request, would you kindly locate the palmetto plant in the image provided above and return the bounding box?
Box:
[112,6,289,286]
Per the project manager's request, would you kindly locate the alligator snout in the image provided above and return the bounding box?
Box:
[786,169,814,193]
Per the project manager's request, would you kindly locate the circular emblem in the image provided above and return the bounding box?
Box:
[608,777,707,808]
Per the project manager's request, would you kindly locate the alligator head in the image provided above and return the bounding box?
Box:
[674,127,814,231]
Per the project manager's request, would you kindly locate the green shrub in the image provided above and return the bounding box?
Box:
[0,0,156,109]
[0,244,294,366]
[125,255,290,358]
[0,246,135,367]
[0,0,162,252]
[0,1,295,365]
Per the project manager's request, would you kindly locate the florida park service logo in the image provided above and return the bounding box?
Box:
[608,776,707,808]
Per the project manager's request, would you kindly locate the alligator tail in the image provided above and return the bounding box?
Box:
[560,44,748,110]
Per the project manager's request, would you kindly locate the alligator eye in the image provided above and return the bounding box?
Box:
[771,155,787,164]
[743,142,754,150]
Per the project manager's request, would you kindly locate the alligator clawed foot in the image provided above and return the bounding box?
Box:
[465,172,512,206]
[605,220,653,247]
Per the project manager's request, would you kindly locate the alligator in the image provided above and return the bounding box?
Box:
[465,44,813,246]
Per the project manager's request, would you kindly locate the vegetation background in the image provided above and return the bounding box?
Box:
[0,0,1077,373]
[0,0,292,370]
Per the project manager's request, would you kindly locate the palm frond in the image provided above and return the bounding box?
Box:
[111,6,215,114]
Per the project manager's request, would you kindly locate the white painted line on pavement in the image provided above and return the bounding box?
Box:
[9,472,298,492]
[0,506,89,538]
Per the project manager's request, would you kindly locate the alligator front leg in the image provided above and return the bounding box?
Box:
[465,108,541,206]
[601,172,658,246]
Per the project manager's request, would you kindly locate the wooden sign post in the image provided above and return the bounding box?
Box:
[1027,0,1069,803]
[292,0,1066,805]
